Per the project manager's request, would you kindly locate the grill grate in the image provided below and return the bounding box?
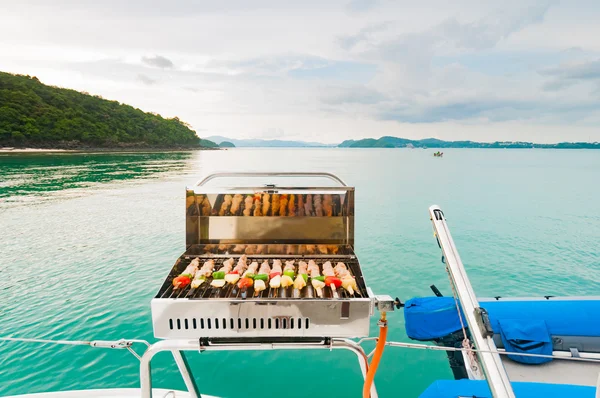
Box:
[156,255,367,300]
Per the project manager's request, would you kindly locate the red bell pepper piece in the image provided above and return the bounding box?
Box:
[238,277,254,289]
[173,275,191,289]
[325,276,342,288]
[269,271,281,279]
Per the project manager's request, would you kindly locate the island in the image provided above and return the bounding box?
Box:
[218,141,235,148]
[339,136,600,149]
[0,71,217,150]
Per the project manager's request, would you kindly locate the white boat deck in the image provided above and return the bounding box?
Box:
[2,389,217,398]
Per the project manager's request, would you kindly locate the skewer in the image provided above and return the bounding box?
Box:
[307,260,324,298]
[322,261,341,299]
[293,261,308,298]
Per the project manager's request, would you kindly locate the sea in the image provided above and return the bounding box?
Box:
[1,148,599,398]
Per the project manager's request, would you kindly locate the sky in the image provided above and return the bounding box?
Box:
[2,0,600,144]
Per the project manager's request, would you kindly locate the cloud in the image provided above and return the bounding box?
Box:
[540,59,600,90]
[141,55,174,69]
[321,86,388,105]
[137,74,157,85]
[346,0,379,13]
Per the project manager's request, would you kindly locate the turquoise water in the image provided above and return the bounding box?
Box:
[1,149,599,397]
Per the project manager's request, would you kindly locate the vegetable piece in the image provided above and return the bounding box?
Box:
[212,271,225,279]
[283,270,295,278]
[312,275,325,282]
[325,276,342,288]
[238,277,254,289]
[254,274,268,282]
[173,275,191,288]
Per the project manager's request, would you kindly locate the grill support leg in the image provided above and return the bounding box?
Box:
[140,339,377,398]
[172,350,201,398]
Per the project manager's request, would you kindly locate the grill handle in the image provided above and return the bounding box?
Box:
[194,172,347,187]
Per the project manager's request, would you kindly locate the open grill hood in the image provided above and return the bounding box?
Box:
[151,173,376,339]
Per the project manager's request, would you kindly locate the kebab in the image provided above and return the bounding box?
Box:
[190,259,215,288]
[293,261,308,297]
[323,194,333,216]
[271,194,280,217]
[225,255,248,285]
[210,258,235,288]
[230,194,244,215]
[308,260,325,298]
[254,260,271,296]
[281,260,296,288]
[322,261,341,298]
[304,194,313,216]
[287,194,296,216]
[242,195,254,216]
[279,194,288,216]
[261,193,270,216]
[253,194,262,216]
[172,258,200,289]
[269,260,283,289]
[237,260,259,294]
[218,194,233,216]
[297,195,305,216]
[334,262,358,295]
[314,195,324,216]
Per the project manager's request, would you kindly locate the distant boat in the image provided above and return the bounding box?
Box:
[433,151,444,157]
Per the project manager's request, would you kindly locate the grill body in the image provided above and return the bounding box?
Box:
[152,173,373,339]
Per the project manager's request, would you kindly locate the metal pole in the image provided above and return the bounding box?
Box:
[139,339,376,398]
[172,351,201,398]
[429,205,515,398]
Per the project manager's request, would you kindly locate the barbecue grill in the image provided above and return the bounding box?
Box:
[151,172,395,339]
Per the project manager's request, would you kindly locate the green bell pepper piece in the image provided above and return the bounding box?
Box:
[283,270,295,278]
[312,275,325,282]
[212,271,225,279]
[301,273,308,282]
[254,274,268,281]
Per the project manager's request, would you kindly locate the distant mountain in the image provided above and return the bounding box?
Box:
[205,135,332,148]
[219,141,235,148]
[338,136,600,149]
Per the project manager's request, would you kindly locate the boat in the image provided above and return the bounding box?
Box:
[403,206,600,397]
[1,174,598,398]
[433,151,443,157]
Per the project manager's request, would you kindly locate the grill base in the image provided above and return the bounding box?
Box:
[152,296,372,339]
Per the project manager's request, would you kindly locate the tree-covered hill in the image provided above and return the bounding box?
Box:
[0,71,213,149]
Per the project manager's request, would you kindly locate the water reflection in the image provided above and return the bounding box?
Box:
[0,152,194,206]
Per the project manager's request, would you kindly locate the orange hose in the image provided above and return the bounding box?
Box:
[363,313,388,398]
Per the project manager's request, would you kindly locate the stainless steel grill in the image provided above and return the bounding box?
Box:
[151,172,386,339]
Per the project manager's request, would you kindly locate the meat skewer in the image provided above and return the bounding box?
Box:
[225,255,247,285]
[172,258,200,289]
[232,244,246,254]
[269,260,283,289]
[253,194,262,216]
[271,194,280,217]
[279,194,288,216]
[255,244,266,254]
[287,194,296,216]
[254,260,271,296]
[230,194,244,215]
[314,194,323,216]
[317,245,328,255]
[219,194,233,216]
[293,261,308,298]
[262,193,270,216]
[304,194,313,216]
[243,195,254,216]
[322,261,341,298]
[200,197,211,216]
[191,259,215,288]
[308,260,325,298]
[334,262,358,296]
[323,194,333,216]
[297,195,305,216]
[281,261,295,287]
[237,260,259,298]
[210,258,235,288]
